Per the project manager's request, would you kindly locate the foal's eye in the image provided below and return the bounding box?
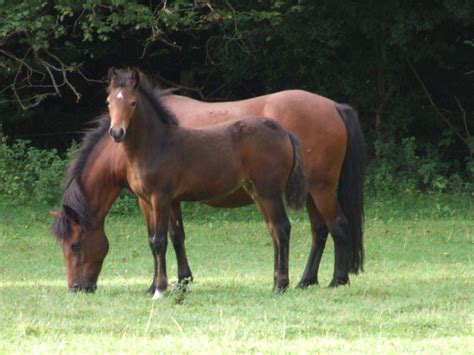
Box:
[71,242,81,253]
[130,101,137,107]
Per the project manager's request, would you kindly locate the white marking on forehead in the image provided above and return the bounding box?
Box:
[117,91,124,99]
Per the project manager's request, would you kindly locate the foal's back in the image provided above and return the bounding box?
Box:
[171,116,294,202]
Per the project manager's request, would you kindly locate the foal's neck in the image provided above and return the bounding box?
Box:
[123,96,177,159]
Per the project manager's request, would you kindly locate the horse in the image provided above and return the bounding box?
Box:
[105,67,307,297]
[50,71,365,294]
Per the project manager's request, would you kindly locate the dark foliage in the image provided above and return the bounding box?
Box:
[0,1,473,189]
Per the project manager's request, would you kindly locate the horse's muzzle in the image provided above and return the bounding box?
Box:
[69,282,97,293]
[109,127,125,143]
[69,283,81,292]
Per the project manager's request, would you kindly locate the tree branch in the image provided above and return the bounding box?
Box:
[407,59,469,147]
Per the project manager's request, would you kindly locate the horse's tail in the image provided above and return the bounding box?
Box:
[285,132,308,210]
[335,103,366,274]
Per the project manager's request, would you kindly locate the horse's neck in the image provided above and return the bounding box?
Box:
[124,103,175,159]
[81,138,127,224]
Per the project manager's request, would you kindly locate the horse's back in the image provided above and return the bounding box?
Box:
[165,90,347,191]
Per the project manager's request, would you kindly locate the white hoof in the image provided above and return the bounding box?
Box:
[152,289,165,300]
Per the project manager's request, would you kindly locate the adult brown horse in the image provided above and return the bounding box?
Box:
[106,67,307,297]
[51,71,365,293]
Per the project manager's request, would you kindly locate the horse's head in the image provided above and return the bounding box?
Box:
[50,205,109,292]
[107,67,140,143]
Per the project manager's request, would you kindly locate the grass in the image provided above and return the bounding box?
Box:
[0,194,472,353]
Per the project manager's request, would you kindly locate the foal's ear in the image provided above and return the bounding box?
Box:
[62,205,81,225]
[108,67,117,82]
[49,210,59,219]
[130,68,140,89]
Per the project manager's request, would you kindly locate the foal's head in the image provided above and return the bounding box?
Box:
[107,67,178,143]
[107,67,140,142]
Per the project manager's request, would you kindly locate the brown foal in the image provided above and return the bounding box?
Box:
[107,68,307,297]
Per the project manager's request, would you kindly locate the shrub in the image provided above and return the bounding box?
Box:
[367,137,456,193]
[0,139,75,206]
[1,137,471,209]
[366,136,471,195]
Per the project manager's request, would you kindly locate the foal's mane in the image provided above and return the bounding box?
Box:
[51,116,110,240]
[52,72,177,240]
[111,68,179,126]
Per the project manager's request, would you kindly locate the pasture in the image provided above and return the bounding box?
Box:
[0,195,472,353]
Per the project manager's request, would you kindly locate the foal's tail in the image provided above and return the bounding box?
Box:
[285,132,308,210]
[335,103,367,274]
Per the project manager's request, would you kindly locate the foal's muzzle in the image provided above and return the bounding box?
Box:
[109,127,125,143]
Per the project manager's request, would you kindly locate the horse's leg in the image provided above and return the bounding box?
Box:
[254,197,291,292]
[150,195,171,299]
[311,187,350,287]
[297,196,329,288]
[138,198,157,295]
[168,202,193,282]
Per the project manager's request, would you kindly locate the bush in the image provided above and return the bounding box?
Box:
[1,138,471,209]
[367,136,471,195]
[0,139,75,206]
[0,138,140,211]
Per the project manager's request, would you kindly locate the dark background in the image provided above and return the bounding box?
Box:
[1,1,473,181]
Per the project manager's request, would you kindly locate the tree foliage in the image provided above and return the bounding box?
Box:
[0,0,473,180]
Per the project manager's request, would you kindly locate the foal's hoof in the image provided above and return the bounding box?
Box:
[328,277,350,288]
[152,289,166,300]
[178,275,193,285]
[272,285,289,294]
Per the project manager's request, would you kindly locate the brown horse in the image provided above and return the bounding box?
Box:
[51,71,365,293]
[106,67,307,297]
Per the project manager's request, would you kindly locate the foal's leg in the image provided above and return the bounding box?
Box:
[251,202,278,286]
[297,196,329,288]
[254,198,291,292]
[311,187,350,287]
[150,195,171,299]
[138,198,157,295]
[168,202,193,282]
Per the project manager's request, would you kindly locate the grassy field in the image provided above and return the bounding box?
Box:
[0,194,472,353]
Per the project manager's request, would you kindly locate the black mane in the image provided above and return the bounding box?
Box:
[51,116,110,240]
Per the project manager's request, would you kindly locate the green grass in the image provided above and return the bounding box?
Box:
[0,194,472,353]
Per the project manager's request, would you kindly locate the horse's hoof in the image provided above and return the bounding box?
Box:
[296,279,318,289]
[328,277,350,288]
[146,284,156,295]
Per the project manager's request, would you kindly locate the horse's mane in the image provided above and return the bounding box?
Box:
[52,69,176,240]
[111,68,179,126]
[51,116,110,240]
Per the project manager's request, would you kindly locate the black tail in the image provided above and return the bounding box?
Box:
[285,132,308,210]
[335,103,366,274]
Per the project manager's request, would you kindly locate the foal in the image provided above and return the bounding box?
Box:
[106,68,307,298]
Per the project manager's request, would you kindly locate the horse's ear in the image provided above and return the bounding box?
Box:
[108,67,117,83]
[131,68,140,89]
[49,210,59,219]
[62,205,81,225]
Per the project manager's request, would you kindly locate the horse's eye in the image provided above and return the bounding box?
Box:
[71,242,81,253]
[106,99,110,106]
[131,101,137,107]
